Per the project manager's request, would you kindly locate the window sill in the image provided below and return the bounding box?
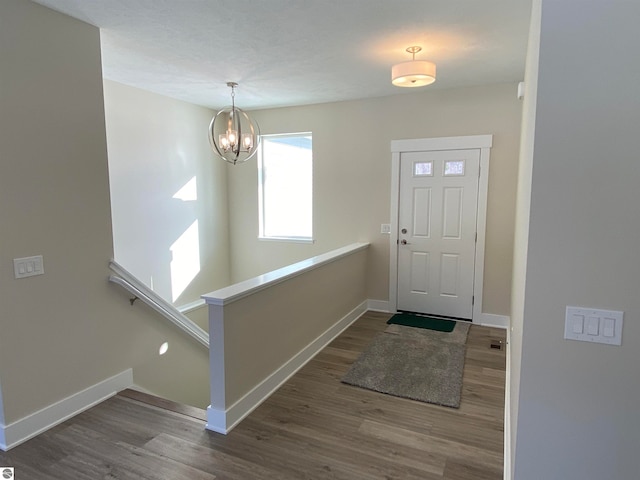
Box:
[258,236,315,244]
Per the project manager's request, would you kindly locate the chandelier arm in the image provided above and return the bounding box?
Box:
[209,111,227,158]
[235,108,243,154]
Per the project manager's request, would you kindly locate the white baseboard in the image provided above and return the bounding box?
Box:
[479,313,509,329]
[129,384,156,396]
[0,369,133,451]
[206,300,368,434]
[365,300,508,329]
[367,299,390,312]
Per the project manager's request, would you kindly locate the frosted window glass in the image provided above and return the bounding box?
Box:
[414,162,433,176]
[444,160,465,176]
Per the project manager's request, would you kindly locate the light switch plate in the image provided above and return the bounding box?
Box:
[14,255,44,279]
[564,306,623,346]
[381,224,391,234]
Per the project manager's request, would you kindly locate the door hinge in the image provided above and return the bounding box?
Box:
[475,232,478,243]
[472,295,475,306]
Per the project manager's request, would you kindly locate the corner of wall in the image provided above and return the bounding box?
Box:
[0,370,132,452]
[478,313,509,329]
[367,299,390,312]
[0,380,5,450]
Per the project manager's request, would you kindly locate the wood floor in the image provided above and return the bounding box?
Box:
[0,311,507,479]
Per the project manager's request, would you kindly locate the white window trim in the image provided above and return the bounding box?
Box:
[258,236,315,244]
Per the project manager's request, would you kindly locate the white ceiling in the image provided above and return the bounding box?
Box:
[33,0,532,110]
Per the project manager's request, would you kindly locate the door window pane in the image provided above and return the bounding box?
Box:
[414,161,433,176]
[444,160,465,176]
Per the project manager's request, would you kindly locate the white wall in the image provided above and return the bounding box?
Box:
[0,0,210,430]
[513,1,640,478]
[228,84,523,316]
[0,0,125,423]
[510,0,540,474]
[104,80,230,305]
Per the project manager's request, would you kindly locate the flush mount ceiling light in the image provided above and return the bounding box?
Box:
[209,82,260,165]
[391,46,436,87]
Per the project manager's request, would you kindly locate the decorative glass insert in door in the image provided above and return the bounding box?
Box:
[414,161,433,176]
[444,160,465,176]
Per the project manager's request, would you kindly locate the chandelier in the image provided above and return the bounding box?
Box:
[391,46,436,87]
[208,82,260,165]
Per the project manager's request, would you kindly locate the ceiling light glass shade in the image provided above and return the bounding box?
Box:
[391,60,436,87]
[209,83,260,165]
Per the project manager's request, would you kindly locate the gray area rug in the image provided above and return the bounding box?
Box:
[341,321,470,408]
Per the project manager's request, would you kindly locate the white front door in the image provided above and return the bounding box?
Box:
[397,149,480,319]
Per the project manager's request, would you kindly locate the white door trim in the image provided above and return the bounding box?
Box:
[389,135,492,321]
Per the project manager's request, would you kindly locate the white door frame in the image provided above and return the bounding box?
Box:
[389,134,492,322]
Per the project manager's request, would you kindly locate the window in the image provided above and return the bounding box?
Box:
[414,161,433,176]
[258,133,313,241]
[444,160,465,176]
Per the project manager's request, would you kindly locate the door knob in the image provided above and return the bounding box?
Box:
[401,228,408,234]
[401,239,410,245]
